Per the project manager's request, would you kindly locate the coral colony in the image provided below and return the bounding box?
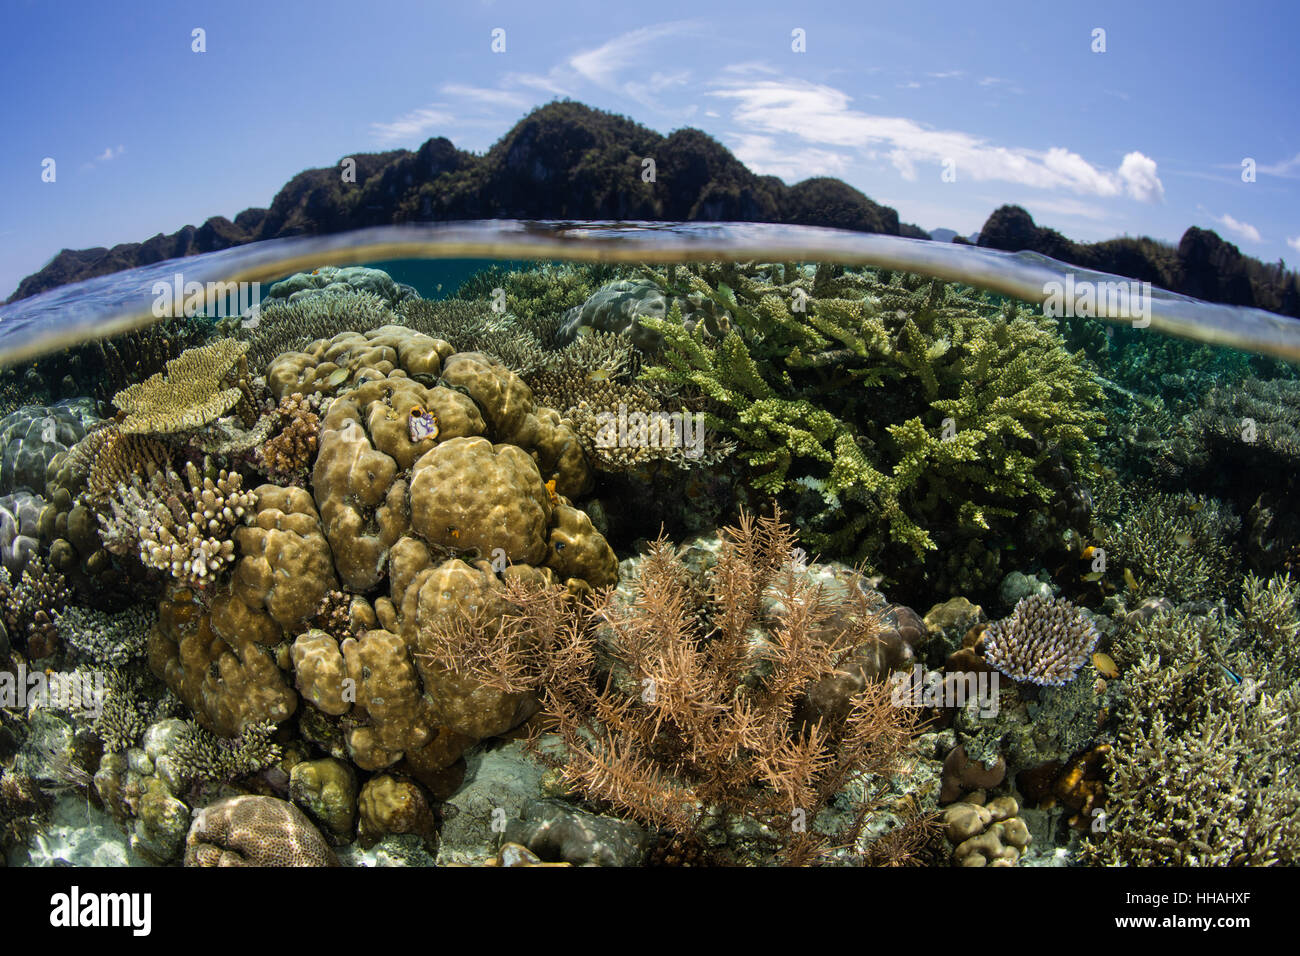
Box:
[0,259,1298,869]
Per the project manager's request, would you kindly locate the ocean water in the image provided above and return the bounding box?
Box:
[1,221,1297,869]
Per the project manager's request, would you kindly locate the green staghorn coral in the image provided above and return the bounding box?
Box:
[636,264,1104,593]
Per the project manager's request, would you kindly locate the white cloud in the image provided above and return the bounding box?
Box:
[440,84,532,110]
[568,22,701,111]
[1213,213,1262,242]
[1260,152,1300,178]
[710,78,1165,201]
[370,107,456,144]
[95,145,125,162]
[1287,236,1300,252]
[728,134,850,180]
[1025,197,1114,221]
[1117,151,1164,202]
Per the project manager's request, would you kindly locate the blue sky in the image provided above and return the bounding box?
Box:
[2,0,1297,299]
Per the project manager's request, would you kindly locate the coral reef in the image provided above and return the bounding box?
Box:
[1082,579,1300,865]
[257,392,323,480]
[941,793,1031,866]
[1095,491,1240,603]
[423,509,922,865]
[265,265,416,309]
[1,556,69,658]
[99,460,254,589]
[0,490,44,575]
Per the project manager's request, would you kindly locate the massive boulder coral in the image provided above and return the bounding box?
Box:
[184,794,339,867]
[267,325,453,400]
[438,351,591,497]
[146,330,614,788]
[1,399,100,496]
[312,375,481,590]
[147,485,336,736]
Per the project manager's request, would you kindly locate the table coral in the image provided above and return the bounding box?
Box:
[113,339,256,434]
[983,595,1099,686]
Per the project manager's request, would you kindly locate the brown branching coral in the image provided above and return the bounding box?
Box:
[112,338,256,434]
[0,556,70,658]
[169,720,282,786]
[258,392,322,479]
[421,509,920,865]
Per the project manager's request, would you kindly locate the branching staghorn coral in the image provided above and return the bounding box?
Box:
[1095,491,1240,603]
[1083,578,1300,865]
[636,265,1103,589]
[98,460,254,588]
[54,604,153,667]
[0,557,70,658]
[169,720,282,786]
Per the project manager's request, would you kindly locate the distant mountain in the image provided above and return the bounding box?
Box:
[7,102,1298,323]
[6,102,909,303]
[977,205,1300,319]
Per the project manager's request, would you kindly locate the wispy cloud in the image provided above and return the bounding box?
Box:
[1025,197,1115,221]
[567,22,702,111]
[1260,152,1300,178]
[370,107,456,144]
[440,84,532,111]
[728,133,851,180]
[82,144,126,171]
[1288,236,1300,252]
[1213,212,1262,242]
[710,78,1165,200]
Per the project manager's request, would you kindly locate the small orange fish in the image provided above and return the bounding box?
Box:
[544,478,559,506]
[1081,545,1098,560]
[1092,652,1119,678]
[1124,568,1139,591]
